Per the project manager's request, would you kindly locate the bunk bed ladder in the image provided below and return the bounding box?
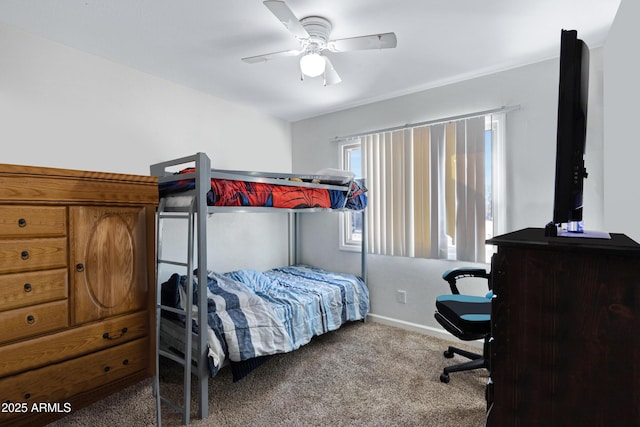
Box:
[152,152,211,425]
[153,197,193,425]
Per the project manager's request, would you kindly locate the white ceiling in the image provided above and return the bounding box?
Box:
[0,0,621,122]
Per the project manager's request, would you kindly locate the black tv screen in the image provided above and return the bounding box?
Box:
[549,29,589,235]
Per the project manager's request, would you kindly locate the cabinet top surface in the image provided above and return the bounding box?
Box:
[0,163,158,205]
[0,163,157,184]
[488,227,640,252]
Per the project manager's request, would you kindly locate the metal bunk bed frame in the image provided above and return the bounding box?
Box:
[150,152,366,425]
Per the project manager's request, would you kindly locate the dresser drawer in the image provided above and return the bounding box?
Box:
[0,237,67,274]
[0,300,68,345]
[0,206,66,238]
[0,311,148,377]
[0,338,149,424]
[0,269,67,312]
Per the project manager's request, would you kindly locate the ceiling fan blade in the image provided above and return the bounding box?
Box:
[323,57,342,86]
[242,49,303,64]
[263,0,309,40]
[328,32,397,52]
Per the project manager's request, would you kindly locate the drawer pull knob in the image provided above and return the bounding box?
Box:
[103,327,128,340]
[104,366,110,373]
[18,218,27,227]
[122,359,129,365]
[24,283,32,292]
[76,263,85,272]
[26,315,35,324]
[21,251,29,260]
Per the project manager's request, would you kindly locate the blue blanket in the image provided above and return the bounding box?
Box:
[173,265,369,377]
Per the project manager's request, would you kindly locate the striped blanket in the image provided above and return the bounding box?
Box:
[174,265,369,377]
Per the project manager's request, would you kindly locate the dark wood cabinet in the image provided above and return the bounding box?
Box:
[486,228,640,427]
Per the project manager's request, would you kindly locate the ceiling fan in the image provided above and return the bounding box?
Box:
[242,0,397,86]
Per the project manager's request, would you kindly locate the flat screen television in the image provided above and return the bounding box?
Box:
[545,29,590,237]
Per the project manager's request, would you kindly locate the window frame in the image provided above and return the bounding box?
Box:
[338,112,506,261]
[339,139,363,252]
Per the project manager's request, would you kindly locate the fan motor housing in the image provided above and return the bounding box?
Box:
[301,16,332,47]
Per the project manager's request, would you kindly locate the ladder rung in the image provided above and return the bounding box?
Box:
[159,396,186,414]
[158,212,190,219]
[159,349,187,366]
[158,259,189,267]
[158,305,187,316]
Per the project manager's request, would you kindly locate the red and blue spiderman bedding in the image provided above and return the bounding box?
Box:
[209,178,331,208]
[159,168,367,210]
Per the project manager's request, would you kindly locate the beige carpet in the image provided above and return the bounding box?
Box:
[48,321,487,426]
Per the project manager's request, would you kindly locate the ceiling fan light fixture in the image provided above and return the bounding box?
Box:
[243,1,398,85]
[299,52,326,77]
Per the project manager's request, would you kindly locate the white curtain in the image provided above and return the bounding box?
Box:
[362,116,488,263]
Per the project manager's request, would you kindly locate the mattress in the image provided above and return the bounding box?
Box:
[160,265,369,379]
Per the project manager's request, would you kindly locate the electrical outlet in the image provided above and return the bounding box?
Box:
[396,290,407,304]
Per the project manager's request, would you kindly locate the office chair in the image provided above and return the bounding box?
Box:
[434,267,492,383]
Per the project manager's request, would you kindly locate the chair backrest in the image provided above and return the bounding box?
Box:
[442,267,491,294]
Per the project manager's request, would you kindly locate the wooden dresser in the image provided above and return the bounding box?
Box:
[486,228,640,426]
[0,164,158,426]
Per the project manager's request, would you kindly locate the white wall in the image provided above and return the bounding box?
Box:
[292,49,605,333]
[604,0,640,242]
[0,23,293,275]
[2,14,626,337]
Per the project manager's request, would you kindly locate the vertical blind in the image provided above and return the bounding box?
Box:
[361,116,489,263]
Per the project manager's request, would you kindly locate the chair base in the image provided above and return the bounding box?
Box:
[439,345,488,383]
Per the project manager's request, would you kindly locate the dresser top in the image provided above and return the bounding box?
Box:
[488,227,640,252]
[0,163,157,184]
[0,163,158,205]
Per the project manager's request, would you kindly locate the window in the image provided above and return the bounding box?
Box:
[340,141,364,251]
[340,113,505,263]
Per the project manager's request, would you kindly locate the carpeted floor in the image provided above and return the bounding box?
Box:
[48,321,488,426]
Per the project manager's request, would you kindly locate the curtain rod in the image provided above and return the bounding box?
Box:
[332,105,520,142]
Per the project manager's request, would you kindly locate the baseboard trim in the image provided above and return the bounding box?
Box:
[366,314,482,348]
[367,314,452,340]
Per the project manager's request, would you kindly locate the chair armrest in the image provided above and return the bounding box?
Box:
[442,267,490,294]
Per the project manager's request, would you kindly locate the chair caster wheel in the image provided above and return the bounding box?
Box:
[444,349,454,358]
[440,373,450,383]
